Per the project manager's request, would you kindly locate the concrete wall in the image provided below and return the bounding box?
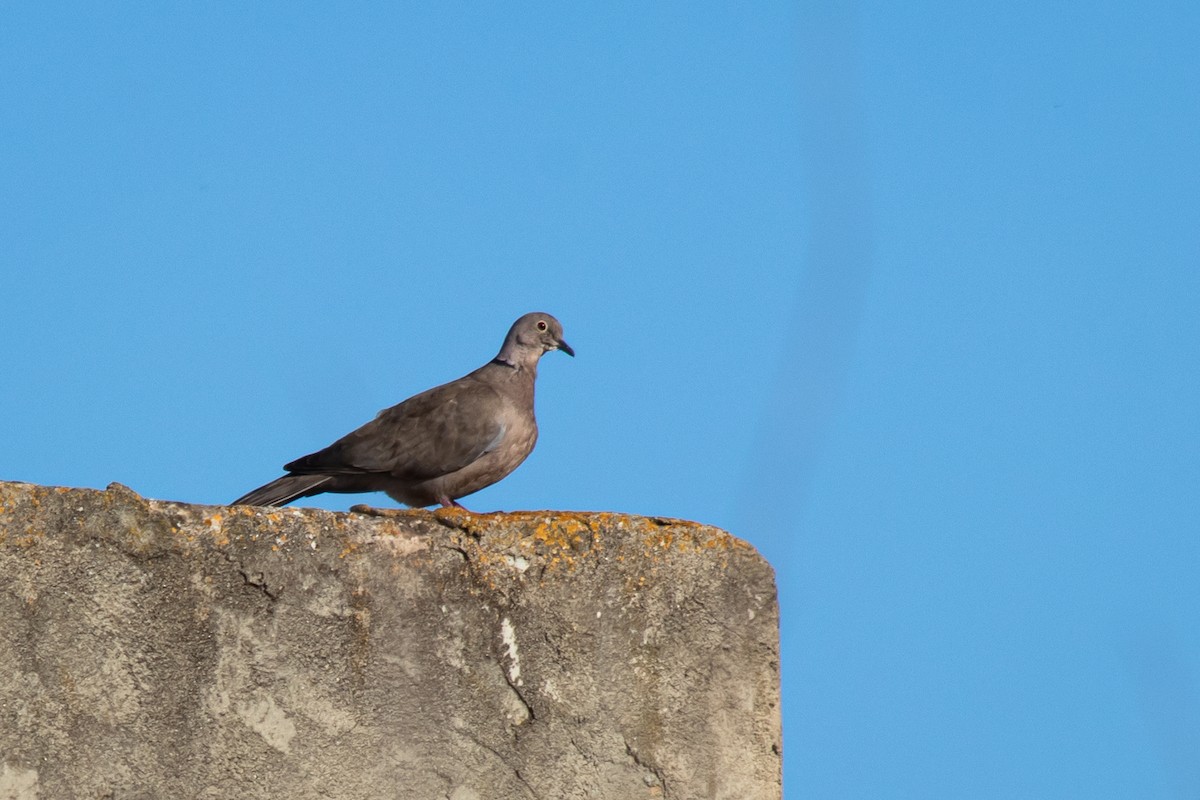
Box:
[0,481,780,800]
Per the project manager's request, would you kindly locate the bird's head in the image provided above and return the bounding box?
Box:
[498,312,574,367]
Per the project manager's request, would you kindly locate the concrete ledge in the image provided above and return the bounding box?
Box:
[0,480,780,800]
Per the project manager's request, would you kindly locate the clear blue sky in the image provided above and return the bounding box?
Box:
[3,3,1197,796]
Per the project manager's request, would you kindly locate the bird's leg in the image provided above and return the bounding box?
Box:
[437,496,470,511]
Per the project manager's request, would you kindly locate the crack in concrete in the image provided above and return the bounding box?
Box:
[451,728,540,800]
[218,550,279,601]
[432,532,539,730]
[498,644,536,725]
[625,737,668,797]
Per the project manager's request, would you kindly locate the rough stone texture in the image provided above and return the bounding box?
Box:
[0,480,780,800]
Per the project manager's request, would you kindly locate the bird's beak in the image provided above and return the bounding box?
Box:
[557,339,575,357]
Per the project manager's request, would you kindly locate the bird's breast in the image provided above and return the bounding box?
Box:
[492,400,537,458]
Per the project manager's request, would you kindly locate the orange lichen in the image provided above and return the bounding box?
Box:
[3,483,752,603]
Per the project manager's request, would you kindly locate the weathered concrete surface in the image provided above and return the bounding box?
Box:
[0,480,780,800]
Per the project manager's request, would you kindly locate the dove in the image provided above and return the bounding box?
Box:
[231,312,572,509]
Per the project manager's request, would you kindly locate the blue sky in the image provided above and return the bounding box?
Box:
[3,3,1198,796]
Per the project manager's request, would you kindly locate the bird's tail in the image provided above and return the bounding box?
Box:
[231,474,332,507]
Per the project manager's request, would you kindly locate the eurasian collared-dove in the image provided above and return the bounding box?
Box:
[231,312,572,508]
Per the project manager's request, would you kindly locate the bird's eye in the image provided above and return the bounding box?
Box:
[536,320,548,331]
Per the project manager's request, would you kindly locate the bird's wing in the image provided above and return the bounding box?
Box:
[284,377,507,482]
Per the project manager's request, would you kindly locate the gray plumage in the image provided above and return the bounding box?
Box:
[232,312,573,509]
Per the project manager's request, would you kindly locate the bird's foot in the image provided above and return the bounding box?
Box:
[349,504,412,518]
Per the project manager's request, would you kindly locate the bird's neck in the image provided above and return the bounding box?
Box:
[492,348,539,375]
[492,356,517,369]
[487,357,537,402]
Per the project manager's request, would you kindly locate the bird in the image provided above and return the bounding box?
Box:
[231,312,573,509]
